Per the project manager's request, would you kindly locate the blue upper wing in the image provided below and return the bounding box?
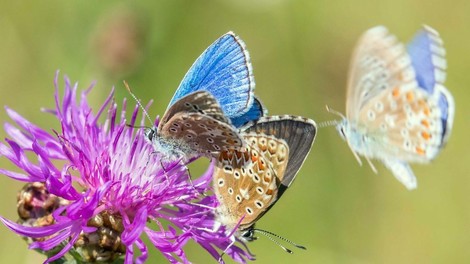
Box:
[231,97,266,127]
[407,25,447,94]
[408,25,453,145]
[168,32,255,122]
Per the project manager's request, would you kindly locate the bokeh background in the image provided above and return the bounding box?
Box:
[0,1,469,263]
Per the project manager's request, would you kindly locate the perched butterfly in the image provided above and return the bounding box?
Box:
[213,115,316,251]
[335,25,455,190]
[141,32,265,162]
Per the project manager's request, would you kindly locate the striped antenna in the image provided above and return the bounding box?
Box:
[318,120,340,128]
[318,105,345,128]
[253,228,306,254]
[123,81,153,126]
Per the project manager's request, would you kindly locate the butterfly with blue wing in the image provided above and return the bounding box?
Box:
[142,32,265,163]
[213,115,316,252]
[336,25,454,190]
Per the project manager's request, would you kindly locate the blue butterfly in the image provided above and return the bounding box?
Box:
[336,25,454,190]
[143,32,265,162]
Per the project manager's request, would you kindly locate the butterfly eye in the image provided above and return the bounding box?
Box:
[145,128,155,141]
[339,127,346,139]
[240,228,256,242]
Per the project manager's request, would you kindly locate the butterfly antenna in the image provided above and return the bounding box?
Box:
[253,228,306,254]
[325,105,346,119]
[123,80,154,126]
[318,106,346,128]
[318,120,340,128]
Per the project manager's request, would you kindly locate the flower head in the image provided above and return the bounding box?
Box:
[0,72,253,263]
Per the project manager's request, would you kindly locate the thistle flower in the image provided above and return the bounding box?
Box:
[0,72,253,263]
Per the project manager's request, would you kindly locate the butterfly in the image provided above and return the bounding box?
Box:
[335,25,455,190]
[143,32,265,162]
[213,115,316,246]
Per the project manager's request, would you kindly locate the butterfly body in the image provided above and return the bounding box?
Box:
[337,25,454,190]
[213,115,316,240]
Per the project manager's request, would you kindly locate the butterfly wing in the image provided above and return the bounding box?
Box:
[382,158,417,190]
[345,26,453,163]
[230,97,266,127]
[214,115,316,230]
[346,26,412,120]
[407,25,447,93]
[214,134,289,230]
[159,91,244,157]
[407,25,454,145]
[168,32,255,120]
[241,115,317,188]
[160,91,231,127]
[160,112,244,157]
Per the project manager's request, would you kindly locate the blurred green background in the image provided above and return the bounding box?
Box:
[0,0,469,263]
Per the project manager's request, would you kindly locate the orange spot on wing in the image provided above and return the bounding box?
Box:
[392,87,400,97]
[406,91,414,102]
[265,189,274,195]
[235,151,243,160]
[219,151,231,162]
[423,106,431,116]
[421,132,432,140]
[421,119,430,128]
[415,147,426,155]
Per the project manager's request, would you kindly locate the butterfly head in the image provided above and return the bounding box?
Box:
[336,119,348,141]
[336,119,364,147]
[238,225,257,242]
[144,127,156,142]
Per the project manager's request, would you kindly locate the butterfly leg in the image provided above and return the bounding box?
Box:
[381,159,417,190]
[218,237,237,263]
[365,156,378,174]
[175,156,208,197]
[347,142,363,166]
